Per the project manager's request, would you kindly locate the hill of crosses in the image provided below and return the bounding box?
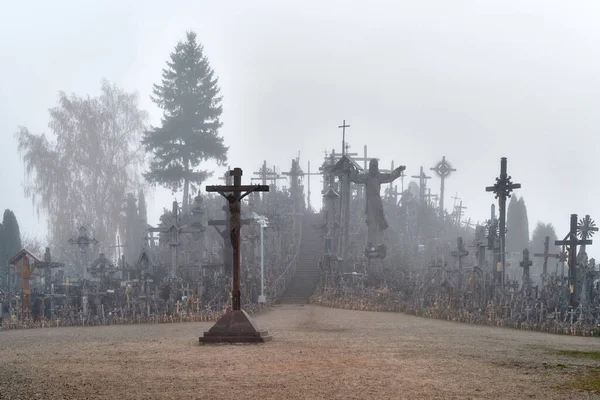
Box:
[2,141,599,338]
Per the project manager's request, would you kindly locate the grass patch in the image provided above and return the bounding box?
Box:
[552,350,600,360]
[525,345,600,361]
[567,369,600,392]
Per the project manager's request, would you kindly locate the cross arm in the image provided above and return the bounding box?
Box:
[206,185,270,193]
[533,253,560,258]
[555,239,592,246]
[208,219,252,226]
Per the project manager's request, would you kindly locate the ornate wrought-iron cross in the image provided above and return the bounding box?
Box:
[485,157,521,289]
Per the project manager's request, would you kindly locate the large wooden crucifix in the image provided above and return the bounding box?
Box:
[200,167,271,344]
[533,236,559,290]
[411,166,432,204]
[430,156,456,219]
[486,157,521,290]
[555,214,592,307]
[206,168,268,311]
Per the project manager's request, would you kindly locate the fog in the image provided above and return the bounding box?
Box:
[2,0,600,257]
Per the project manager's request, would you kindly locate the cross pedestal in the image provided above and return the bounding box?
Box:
[200,167,272,344]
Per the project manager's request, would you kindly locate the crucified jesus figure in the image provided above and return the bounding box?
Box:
[350,159,405,251]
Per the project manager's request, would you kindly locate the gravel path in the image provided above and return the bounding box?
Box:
[0,305,598,399]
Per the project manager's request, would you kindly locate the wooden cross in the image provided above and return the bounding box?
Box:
[329,151,359,160]
[451,237,469,289]
[519,248,532,291]
[567,307,577,325]
[453,201,467,226]
[486,157,520,289]
[423,188,437,208]
[338,119,350,156]
[206,168,269,311]
[251,160,272,186]
[555,214,592,307]
[251,161,285,193]
[148,201,203,281]
[282,158,304,214]
[556,244,568,277]
[533,236,559,288]
[451,193,461,211]
[9,250,41,316]
[194,297,201,313]
[305,160,321,210]
[411,166,432,202]
[462,217,474,230]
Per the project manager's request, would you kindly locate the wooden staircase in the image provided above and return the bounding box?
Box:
[278,213,324,304]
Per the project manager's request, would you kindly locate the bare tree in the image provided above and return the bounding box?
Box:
[20,232,46,257]
[16,80,148,254]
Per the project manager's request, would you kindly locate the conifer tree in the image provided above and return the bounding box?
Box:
[517,197,530,251]
[0,210,22,289]
[506,195,520,253]
[143,31,228,212]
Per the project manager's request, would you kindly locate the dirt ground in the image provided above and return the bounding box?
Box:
[0,305,599,400]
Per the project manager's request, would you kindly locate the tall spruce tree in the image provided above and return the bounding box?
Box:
[2,210,22,260]
[143,31,228,212]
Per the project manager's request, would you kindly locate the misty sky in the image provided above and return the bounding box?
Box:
[2,1,600,258]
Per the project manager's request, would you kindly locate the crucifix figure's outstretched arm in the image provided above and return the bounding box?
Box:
[349,169,366,184]
[380,165,406,184]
